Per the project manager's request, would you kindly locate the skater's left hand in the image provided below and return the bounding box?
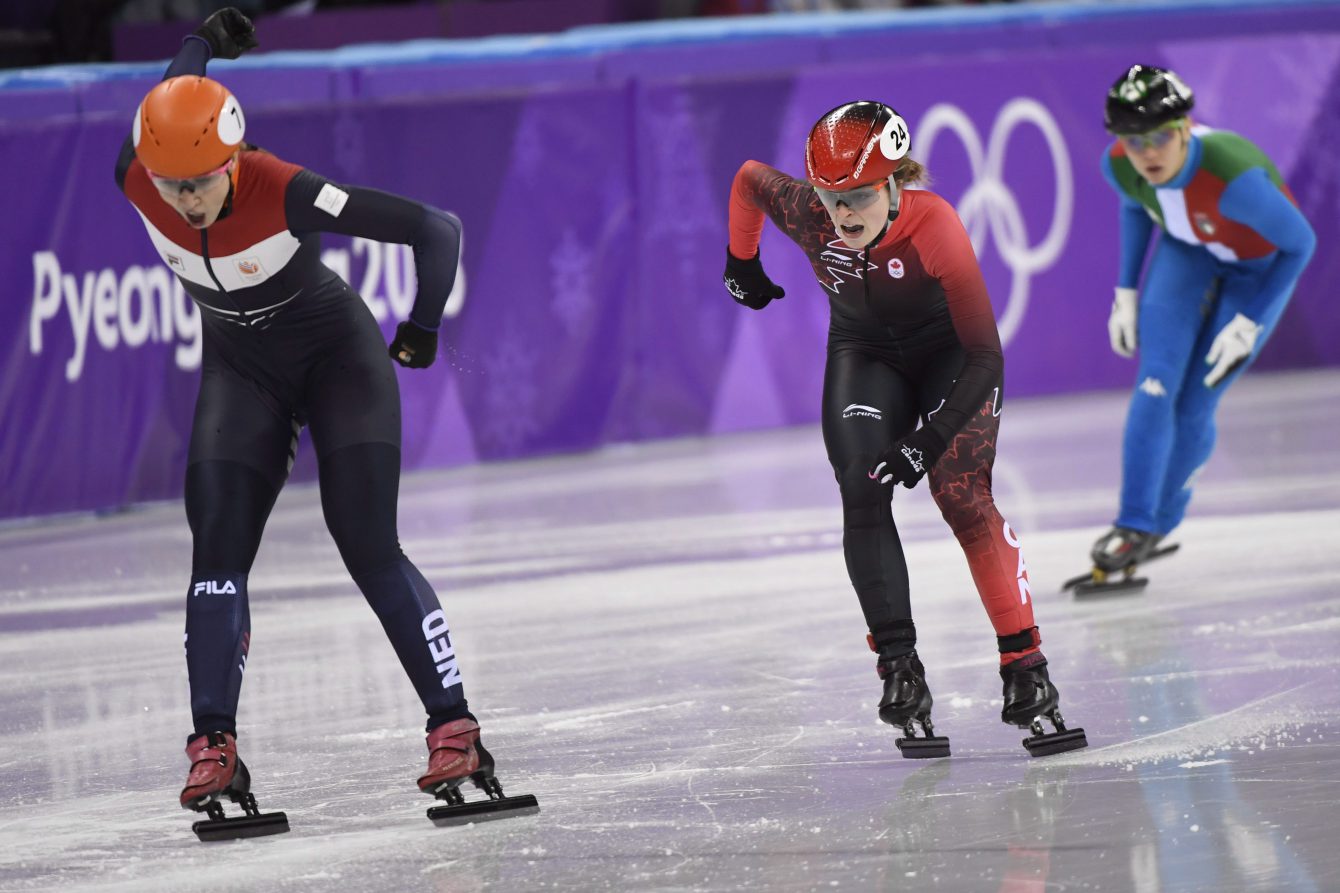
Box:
[1203,312,1261,388]
[869,427,946,489]
[389,319,438,368]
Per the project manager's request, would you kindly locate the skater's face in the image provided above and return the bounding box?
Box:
[815,179,894,249]
[148,155,235,229]
[1120,119,1190,186]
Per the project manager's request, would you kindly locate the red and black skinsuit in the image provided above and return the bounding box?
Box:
[729,161,1041,664]
[117,40,471,742]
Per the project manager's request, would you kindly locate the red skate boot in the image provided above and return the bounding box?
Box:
[181,732,288,841]
[418,718,539,827]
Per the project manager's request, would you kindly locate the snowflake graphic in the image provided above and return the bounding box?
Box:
[550,229,594,335]
[479,321,542,454]
[513,113,546,184]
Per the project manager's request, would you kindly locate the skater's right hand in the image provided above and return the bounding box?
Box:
[1107,287,1138,358]
[192,7,259,60]
[723,248,785,311]
[389,319,438,369]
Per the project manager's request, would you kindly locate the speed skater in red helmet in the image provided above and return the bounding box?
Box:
[723,99,1087,759]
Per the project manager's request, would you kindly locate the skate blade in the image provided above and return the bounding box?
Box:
[1071,576,1148,597]
[192,811,290,842]
[1148,543,1180,562]
[895,735,951,759]
[1023,727,1088,758]
[1060,570,1097,592]
[427,794,540,827]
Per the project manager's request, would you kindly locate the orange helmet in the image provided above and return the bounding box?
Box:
[133,76,245,178]
[805,101,910,191]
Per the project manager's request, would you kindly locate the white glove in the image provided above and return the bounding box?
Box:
[1108,287,1139,358]
[1204,312,1262,388]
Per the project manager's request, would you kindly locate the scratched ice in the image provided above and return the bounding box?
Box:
[2,370,1338,892]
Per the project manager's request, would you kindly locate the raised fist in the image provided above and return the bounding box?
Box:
[193,7,259,61]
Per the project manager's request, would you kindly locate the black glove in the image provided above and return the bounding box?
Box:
[389,320,438,369]
[723,248,785,310]
[192,7,259,60]
[869,427,947,490]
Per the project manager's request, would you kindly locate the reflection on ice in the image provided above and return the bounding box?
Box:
[1,372,1338,891]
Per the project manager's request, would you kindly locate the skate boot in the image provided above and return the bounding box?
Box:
[1000,655,1087,757]
[418,718,539,826]
[876,651,950,759]
[1062,526,1180,596]
[181,732,289,841]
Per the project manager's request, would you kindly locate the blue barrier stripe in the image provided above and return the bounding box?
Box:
[4,0,1340,90]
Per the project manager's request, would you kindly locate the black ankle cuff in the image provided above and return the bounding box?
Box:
[870,619,916,659]
[997,626,1040,654]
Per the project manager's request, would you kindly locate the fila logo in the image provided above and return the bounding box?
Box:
[193,580,238,596]
[887,258,905,279]
[422,609,462,689]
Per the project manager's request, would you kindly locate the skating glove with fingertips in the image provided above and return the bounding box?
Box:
[869,427,947,490]
[723,248,785,310]
[1203,312,1261,388]
[389,320,438,369]
[191,7,259,60]
[1108,287,1138,358]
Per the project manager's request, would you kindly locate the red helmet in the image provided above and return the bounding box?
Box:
[805,101,910,190]
[133,76,245,178]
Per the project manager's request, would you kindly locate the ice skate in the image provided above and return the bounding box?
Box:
[877,651,950,759]
[1062,526,1180,596]
[1000,656,1087,757]
[181,732,289,841]
[418,718,540,826]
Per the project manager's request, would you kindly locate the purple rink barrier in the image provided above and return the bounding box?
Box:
[3,3,1340,519]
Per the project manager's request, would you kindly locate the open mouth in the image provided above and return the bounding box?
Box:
[185,211,207,227]
[840,223,865,238]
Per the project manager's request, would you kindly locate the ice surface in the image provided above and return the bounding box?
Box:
[1,371,1338,892]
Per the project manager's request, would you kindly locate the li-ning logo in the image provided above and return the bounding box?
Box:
[843,403,882,420]
[166,253,185,271]
[819,239,877,294]
[193,580,237,596]
[422,609,462,689]
[900,444,925,473]
[1140,377,1167,397]
[916,98,1073,348]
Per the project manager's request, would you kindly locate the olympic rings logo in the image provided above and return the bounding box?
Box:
[915,98,1072,347]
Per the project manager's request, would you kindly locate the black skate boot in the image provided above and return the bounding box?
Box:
[999,655,1087,757]
[420,718,540,826]
[1062,526,1180,596]
[181,732,289,841]
[877,651,950,759]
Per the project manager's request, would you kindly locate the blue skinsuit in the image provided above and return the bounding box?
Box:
[1100,132,1315,536]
